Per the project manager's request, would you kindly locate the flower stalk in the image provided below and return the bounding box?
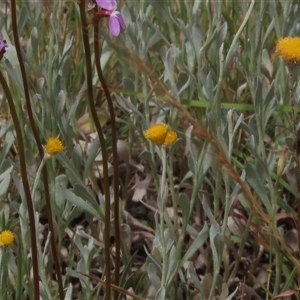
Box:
[159,147,168,288]
[78,1,112,298]
[32,138,64,203]
[276,36,300,287]
[0,70,40,300]
[93,16,121,299]
[10,1,64,298]
[144,124,178,292]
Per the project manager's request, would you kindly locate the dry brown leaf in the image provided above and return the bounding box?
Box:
[202,273,213,299]
[93,161,114,178]
[191,292,203,300]
[272,289,300,299]
[77,111,108,135]
[131,231,154,243]
[253,269,268,289]
[146,285,156,300]
[76,271,144,300]
[120,224,132,258]
[227,216,246,237]
[123,210,155,234]
[286,166,299,194]
[241,284,263,300]
[283,229,299,252]
[130,162,145,173]
[117,140,130,165]
[132,174,152,202]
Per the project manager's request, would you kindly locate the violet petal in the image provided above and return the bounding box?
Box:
[96,0,117,11]
[115,11,126,29]
[0,38,8,51]
[109,15,121,36]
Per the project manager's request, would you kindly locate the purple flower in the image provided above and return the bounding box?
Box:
[0,38,8,60]
[96,0,126,36]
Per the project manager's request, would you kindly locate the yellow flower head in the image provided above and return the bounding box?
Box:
[45,137,64,157]
[0,230,14,247]
[275,37,300,64]
[144,124,169,145]
[163,130,178,147]
[144,124,178,147]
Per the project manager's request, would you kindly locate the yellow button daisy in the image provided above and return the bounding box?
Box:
[144,124,169,145]
[144,124,178,147]
[163,130,178,147]
[0,230,14,246]
[45,137,65,157]
[275,37,300,64]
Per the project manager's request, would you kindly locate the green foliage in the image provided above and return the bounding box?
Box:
[1,0,300,299]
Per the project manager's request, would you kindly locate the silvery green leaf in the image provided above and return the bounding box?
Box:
[59,186,102,219]
[176,71,190,97]
[57,154,82,185]
[122,77,135,92]
[3,59,23,94]
[83,138,100,179]
[56,90,66,117]
[187,262,204,292]
[166,246,177,285]
[178,193,190,230]
[17,4,29,32]
[64,284,73,300]
[61,35,74,59]
[192,23,202,59]
[210,224,223,272]
[26,27,38,62]
[217,126,228,156]
[181,223,209,266]
[67,94,80,122]
[245,163,271,213]
[13,172,25,201]
[144,246,161,270]
[202,197,219,228]
[147,263,160,291]
[179,171,193,186]
[0,165,12,196]
[165,229,174,253]
[146,0,170,23]
[140,151,158,179]
[219,282,229,300]
[66,267,89,288]
[74,234,85,258]
[156,287,166,300]
[232,112,244,136]
[71,144,83,173]
[225,286,239,300]
[39,282,50,300]
[55,175,68,209]
[73,184,103,219]
[115,94,145,120]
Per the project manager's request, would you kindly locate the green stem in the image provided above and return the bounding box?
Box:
[31,157,47,202]
[222,109,234,236]
[0,71,40,300]
[167,153,178,236]
[175,143,207,272]
[93,20,120,300]
[78,2,111,298]
[16,236,23,300]
[11,2,64,298]
[287,64,300,289]
[159,147,167,288]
